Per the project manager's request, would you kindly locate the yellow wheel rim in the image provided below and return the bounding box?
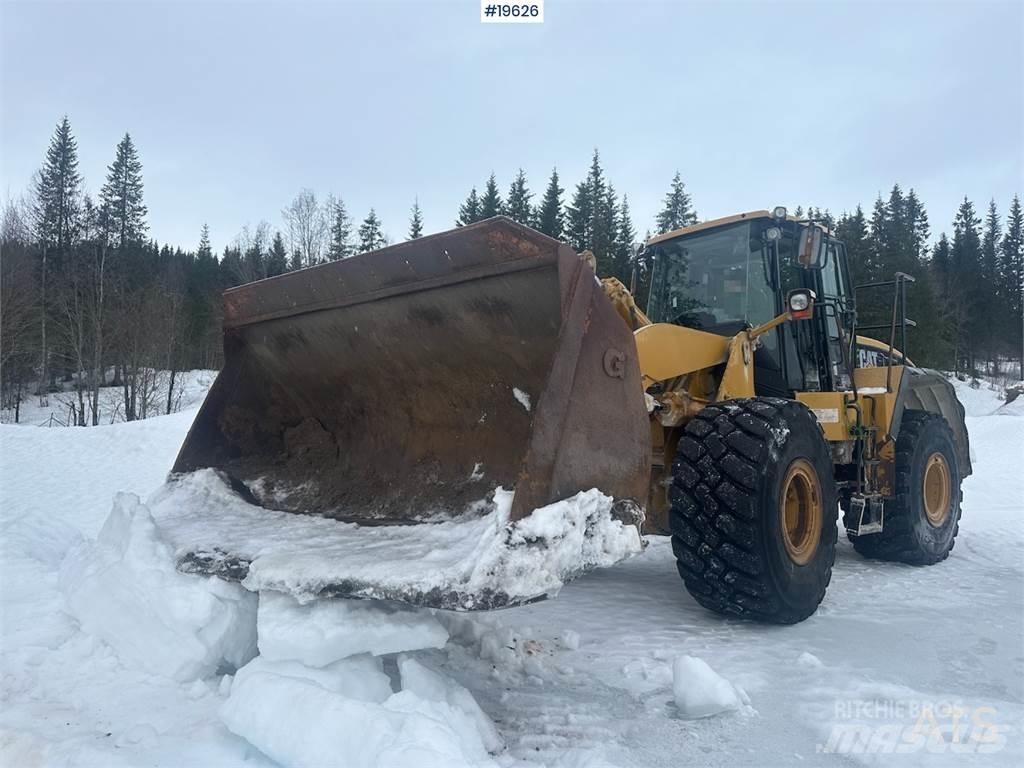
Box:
[923,452,951,527]
[780,459,823,566]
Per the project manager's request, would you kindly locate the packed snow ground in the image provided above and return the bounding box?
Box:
[1,377,1021,766]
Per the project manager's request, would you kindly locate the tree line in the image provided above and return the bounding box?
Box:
[810,188,1021,377]
[1,116,1020,423]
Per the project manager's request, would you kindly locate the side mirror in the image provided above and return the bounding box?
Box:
[796,225,827,269]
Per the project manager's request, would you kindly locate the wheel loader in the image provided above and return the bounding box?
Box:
[169,211,970,624]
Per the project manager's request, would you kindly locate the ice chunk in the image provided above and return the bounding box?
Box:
[398,656,504,753]
[672,655,747,719]
[221,657,496,768]
[796,651,823,668]
[231,654,392,703]
[257,592,448,666]
[59,492,257,682]
[559,630,581,650]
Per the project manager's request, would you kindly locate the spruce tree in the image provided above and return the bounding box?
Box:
[836,206,870,286]
[980,200,1002,368]
[981,200,1001,287]
[197,223,212,259]
[408,198,424,239]
[358,209,386,253]
[565,177,594,253]
[951,197,983,372]
[1000,195,1023,376]
[534,168,563,239]
[33,115,82,399]
[952,198,982,279]
[503,169,532,224]
[566,149,607,254]
[243,238,265,281]
[266,231,289,276]
[867,196,889,281]
[99,133,148,249]
[905,188,930,260]
[480,173,502,218]
[882,184,907,269]
[593,182,618,278]
[655,171,697,233]
[931,233,951,289]
[327,197,353,260]
[34,115,82,257]
[220,245,244,287]
[615,194,637,285]
[457,187,480,226]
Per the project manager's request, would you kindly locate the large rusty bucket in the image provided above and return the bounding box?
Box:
[172,217,650,526]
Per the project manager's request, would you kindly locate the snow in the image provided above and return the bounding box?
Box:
[221,599,501,768]
[1,369,216,427]
[671,655,749,719]
[796,651,824,669]
[513,386,531,412]
[257,591,448,666]
[220,657,496,768]
[2,373,1022,767]
[229,654,393,703]
[398,655,505,753]
[59,491,258,681]
[150,473,643,609]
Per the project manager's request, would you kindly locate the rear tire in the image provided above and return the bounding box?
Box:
[844,411,962,564]
[669,398,838,624]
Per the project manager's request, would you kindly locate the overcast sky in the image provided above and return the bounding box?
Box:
[2,0,1021,252]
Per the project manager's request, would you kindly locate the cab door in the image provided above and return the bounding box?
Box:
[815,240,856,391]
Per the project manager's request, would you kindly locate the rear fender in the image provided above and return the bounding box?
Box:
[891,367,972,477]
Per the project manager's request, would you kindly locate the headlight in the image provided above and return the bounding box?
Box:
[772,206,787,220]
[789,292,810,312]
[765,226,781,241]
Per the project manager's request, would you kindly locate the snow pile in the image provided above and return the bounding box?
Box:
[220,594,504,768]
[672,655,749,719]
[228,654,393,703]
[398,655,505,754]
[257,592,448,666]
[59,492,258,682]
[995,395,1024,417]
[151,469,643,608]
[221,665,497,768]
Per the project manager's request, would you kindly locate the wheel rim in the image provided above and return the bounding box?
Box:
[922,452,951,527]
[780,459,823,566]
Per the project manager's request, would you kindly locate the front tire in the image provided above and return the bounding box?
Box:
[845,411,962,564]
[669,398,838,624]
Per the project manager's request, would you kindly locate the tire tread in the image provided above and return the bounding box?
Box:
[669,398,838,624]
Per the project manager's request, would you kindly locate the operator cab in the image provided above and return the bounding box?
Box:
[644,209,855,398]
